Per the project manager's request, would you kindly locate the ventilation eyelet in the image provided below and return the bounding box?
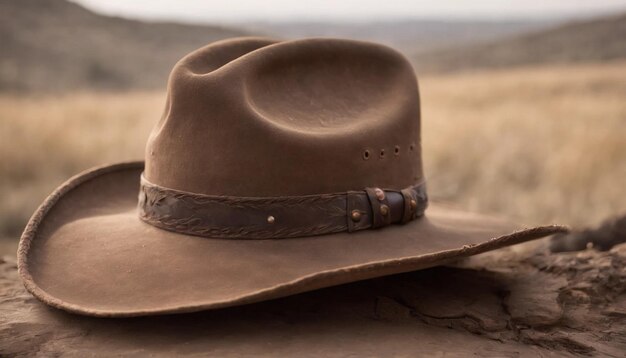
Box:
[394,145,400,155]
[363,149,371,160]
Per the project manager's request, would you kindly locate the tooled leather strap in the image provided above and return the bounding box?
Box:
[138,175,428,239]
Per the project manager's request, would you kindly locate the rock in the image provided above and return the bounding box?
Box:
[1,241,625,357]
[551,214,626,252]
[504,269,565,327]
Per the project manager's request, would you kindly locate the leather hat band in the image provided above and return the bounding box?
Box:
[138,175,428,239]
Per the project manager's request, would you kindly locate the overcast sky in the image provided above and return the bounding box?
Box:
[71,0,626,23]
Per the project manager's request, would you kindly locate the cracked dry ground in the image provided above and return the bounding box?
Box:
[1,241,625,357]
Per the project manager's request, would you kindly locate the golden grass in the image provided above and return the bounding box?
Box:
[1,62,625,243]
[0,92,163,236]
[420,61,626,226]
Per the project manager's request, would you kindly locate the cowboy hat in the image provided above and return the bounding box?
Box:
[18,37,568,317]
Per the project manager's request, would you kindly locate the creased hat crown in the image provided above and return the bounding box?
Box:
[145,37,423,196]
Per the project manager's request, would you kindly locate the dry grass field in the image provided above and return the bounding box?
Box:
[1,61,625,254]
[420,61,626,227]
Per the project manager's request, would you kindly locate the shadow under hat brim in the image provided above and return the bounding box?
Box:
[18,162,568,317]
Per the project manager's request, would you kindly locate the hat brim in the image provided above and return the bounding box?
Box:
[18,162,568,317]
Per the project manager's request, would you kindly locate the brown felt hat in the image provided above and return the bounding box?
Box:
[18,37,568,317]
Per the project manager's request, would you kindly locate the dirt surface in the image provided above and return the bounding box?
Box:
[1,236,624,357]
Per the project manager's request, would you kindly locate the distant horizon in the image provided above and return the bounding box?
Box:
[70,0,626,25]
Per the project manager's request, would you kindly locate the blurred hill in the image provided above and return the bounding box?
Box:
[241,20,554,54]
[0,0,247,92]
[413,12,626,72]
[0,0,555,93]
[1,0,624,92]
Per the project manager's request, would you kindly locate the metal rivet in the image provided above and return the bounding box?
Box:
[267,215,275,224]
[380,204,389,216]
[410,199,417,211]
[374,188,385,201]
[351,210,362,222]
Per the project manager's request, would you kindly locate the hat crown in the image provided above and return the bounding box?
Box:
[144,37,423,196]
